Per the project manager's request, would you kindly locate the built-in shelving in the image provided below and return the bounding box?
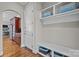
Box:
[40,2,79,24]
[38,41,79,57]
[41,6,53,18]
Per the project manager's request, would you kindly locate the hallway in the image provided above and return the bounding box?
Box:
[3,36,41,57]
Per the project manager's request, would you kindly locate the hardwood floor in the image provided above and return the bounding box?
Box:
[3,36,42,57]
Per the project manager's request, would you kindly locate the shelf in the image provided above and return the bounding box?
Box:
[41,2,63,12]
[41,9,79,24]
[55,2,79,14]
[38,52,48,57]
[55,9,79,16]
[38,41,79,57]
[41,6,53,18]
[40,2,79,24]
[41,2,59,18]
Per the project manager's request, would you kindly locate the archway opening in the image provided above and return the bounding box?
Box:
[2,10,21,56]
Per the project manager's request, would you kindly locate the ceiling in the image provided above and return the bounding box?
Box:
[18,2,58,7]
[17,2,28,6]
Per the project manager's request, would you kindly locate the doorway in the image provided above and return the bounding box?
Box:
[10,17,21,46]
[2,10,21,56]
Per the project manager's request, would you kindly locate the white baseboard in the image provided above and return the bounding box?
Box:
[21,44,25,48]
[0,51,3,56]
[32,50,38,54]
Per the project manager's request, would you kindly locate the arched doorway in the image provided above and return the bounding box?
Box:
[2,10,22,56]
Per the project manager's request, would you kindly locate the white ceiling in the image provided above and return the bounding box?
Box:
[41,2,58,9]
[17,2,28,6]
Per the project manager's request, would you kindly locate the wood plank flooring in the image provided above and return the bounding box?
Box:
[3,36,42,57]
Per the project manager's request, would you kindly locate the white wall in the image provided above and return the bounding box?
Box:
[3,11,20,25]
[33,3,43,52]
[0,2,24,55]
[0,2,23,14]
[0,12,3,55]
[23,3,43,53]
[42,21,79,50]
[23,2,34,49]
